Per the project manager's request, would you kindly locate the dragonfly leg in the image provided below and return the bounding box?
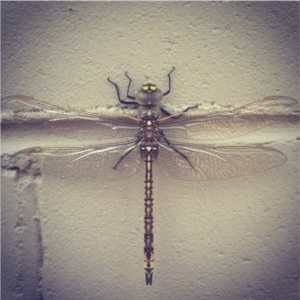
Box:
[112,145,139,170]
[162,66,175,96]
[160,106,172,117]
[124,72,136,100]
[161,66,198,117]
[107,76,137,105]
[159,132,195,168]
[169,104,199,119]
[160,104,199,118]
[182,104,199,113]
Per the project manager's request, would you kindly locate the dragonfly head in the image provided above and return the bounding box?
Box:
[135,84,163,105]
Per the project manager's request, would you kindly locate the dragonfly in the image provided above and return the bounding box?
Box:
[1,67,298,285]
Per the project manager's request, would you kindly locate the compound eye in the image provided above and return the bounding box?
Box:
[142,85,149,91]
[149,85,157,91]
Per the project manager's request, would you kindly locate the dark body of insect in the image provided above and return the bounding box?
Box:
[2,67,298,285]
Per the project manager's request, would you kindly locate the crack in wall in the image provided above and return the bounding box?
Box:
[2,154,45,300]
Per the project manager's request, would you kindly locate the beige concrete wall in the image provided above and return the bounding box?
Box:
[1,2,298,300]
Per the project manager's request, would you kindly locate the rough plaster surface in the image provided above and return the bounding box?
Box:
[1,2,299,300]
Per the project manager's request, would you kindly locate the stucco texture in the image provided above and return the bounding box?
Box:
[1,2,299,300]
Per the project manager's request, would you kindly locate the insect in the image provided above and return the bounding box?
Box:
[2,67,298,285]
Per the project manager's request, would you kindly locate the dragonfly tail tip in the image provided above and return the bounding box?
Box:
[145,272,153,285]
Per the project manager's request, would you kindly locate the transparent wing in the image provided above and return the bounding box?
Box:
[2,95,75,120]
[2,95,140,140]
[160,96,298,141]
[156,143,286,180]
[9,143,143,181]
[1,94,140,124]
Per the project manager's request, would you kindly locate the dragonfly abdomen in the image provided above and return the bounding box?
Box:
[142,146,155,285]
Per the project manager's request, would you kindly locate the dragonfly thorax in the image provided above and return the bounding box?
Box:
[138,105,161,119]
[138,115,160,161]
[135,84,163,105]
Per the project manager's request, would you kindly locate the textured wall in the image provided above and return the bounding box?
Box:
[1,2,299,300]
